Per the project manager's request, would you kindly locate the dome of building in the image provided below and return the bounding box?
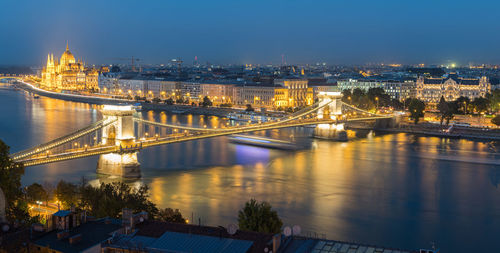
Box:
[60,42,76,65]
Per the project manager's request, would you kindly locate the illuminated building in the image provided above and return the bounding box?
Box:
[416,73,490,103]
[273,78,314,107]
[338,78,416,101]
[41,42,99,91]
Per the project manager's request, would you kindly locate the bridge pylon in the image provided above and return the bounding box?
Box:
[97,105,141,178]
[314,92,348,141]
[317,92,342,120]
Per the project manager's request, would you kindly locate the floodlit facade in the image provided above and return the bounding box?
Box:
[274,79,314,107]
[416,74,491,103]
[338,79,416,101]
[41,43,99,91]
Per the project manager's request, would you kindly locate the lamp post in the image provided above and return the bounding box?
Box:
[375,97,379,110]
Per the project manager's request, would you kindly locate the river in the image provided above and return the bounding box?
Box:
[1,86,499,252]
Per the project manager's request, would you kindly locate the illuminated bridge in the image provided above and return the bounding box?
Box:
[8,90,396,178]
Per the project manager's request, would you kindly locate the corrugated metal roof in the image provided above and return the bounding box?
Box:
[310,240,413,253]
[148,231,254,253]
[52,210,72,217]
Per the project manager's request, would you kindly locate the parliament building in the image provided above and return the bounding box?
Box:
[41,43,99,91]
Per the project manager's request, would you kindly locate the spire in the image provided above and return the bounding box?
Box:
[66,41,69,51]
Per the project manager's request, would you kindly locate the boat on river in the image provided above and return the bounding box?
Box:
[229,134,298,150]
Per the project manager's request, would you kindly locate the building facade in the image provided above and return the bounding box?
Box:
[41,43,99,91]
[274,79,313,107]
[338,78,416,101]
[415,74,490,103]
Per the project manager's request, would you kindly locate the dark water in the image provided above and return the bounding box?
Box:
[1,86,500,252]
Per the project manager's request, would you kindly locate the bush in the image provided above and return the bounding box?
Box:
[492,115,500,126]
[238,199,282,233]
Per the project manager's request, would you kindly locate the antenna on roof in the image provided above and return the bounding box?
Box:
[227,223,238,235]
[292,225,301,236]
[283,226,292,237]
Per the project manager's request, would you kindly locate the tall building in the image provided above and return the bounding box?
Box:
[41,42,99,91]
[415,73,490,103]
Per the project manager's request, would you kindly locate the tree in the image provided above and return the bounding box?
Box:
[492,115,500,126]
[238,199,283,234]
[455,96,470,114]
[55,180,79,209]
[201,96,212,107]
[408,98,426,124]
[152,97,161,104]
[437,96,454,126]
[157,208,187,223]
[25,183,48,203]
[165,98,174,105]
[487,90,500,112]
[0,139,27,222]
[471,97,489,113]
[245,104,254,112]
[79,181,158,219]
[341,89,352,104]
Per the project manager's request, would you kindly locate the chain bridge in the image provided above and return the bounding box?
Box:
[8,91,396,178]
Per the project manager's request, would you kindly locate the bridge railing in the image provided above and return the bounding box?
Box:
[11,118,116,161]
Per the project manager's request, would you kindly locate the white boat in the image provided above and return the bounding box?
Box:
[229,134,298,150]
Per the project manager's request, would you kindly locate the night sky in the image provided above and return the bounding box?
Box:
[1,0,499,65]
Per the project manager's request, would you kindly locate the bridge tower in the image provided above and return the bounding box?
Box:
[314,92,347,141]
[97,105,141,178]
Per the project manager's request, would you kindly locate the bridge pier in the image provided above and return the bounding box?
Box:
[97,152,141,178]
[313,123,348,141]
[97,105,141,178]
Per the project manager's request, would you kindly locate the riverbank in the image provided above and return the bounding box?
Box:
[348,122,500,141]
[15,81,279,117]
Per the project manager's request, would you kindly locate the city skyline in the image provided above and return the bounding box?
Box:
[1,0,500,66]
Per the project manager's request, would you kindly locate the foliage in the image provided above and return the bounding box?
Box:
[488,90,500,112]
[25,183,48,203]
[492,115,500,126]
[0,139,27,222]
[219,103,233,108]
[79,182,158,219]
[201,96,212,107]
[471,97,489,113]
[55,180,79,209]
[238,199,283,234]
[341,88,394,111]
[455,96,470,114]
[408,98,426,124]
[245,104,254,112]
[165,98,174,105]
[157,208,187,223]
[152,97,161,104]
[437,96,454,126]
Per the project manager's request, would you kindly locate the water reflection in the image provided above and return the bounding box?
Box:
[1,90,500,252]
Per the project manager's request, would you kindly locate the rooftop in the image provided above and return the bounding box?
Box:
[134,220,274,252]
[278,236,417,253]
[32,219,122,252]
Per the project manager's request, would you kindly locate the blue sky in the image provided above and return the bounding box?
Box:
[1,0,499,65]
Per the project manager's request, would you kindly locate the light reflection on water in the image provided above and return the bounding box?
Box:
[1,88,500,252]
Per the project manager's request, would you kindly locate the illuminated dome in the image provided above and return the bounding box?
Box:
[60,42,76,65]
